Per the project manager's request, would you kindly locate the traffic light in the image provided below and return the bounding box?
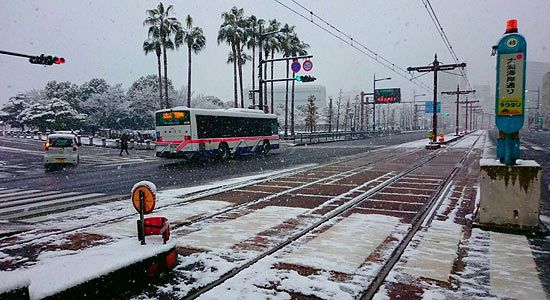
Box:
[29,54,65,65]
[444,113,450,116]
[295,75,316,82]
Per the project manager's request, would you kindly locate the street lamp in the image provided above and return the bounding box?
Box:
[373,74,391,131]
[525,89,540,130]
[413,92,426,130]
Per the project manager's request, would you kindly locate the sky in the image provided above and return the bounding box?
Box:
[1,0,549,106]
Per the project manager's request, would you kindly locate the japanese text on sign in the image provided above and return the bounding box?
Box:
[497,53,524,116]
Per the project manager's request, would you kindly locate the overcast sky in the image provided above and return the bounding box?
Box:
[1,0,549,106]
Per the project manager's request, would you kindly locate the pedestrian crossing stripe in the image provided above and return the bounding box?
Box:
[0,188,125,221]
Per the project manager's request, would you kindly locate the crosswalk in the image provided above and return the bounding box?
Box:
[79,153,158,167]
[0,154,159,177]
[0,187,125,221]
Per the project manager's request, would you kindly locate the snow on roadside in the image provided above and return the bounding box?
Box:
[1,237,175,300]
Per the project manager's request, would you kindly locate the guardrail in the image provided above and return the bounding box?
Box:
[289,129,406,145]
[1,131,155,150]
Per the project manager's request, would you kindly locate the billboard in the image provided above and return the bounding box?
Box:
[374,88,401,103]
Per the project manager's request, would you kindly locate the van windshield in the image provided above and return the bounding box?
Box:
[49,138,73,148]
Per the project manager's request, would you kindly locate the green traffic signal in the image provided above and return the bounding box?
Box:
[295,75,316,83]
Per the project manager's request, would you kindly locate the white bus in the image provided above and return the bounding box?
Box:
[155,107,279,159]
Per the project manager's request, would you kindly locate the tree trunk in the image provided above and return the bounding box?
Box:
[291,71,295,135]
[270,49,274,114]
[156,52,163,109]
[251,45,256,106]
[232,44,238,108]
[263,51,268,112]
[163,45,169,108]
[284,60,289,137]
[187,44,192,107]
[237,43,244,108]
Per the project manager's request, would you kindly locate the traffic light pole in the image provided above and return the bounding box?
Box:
[441,85,475,136]
[408,54,466,142]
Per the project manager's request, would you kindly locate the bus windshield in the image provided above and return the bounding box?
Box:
[155,110,190,126]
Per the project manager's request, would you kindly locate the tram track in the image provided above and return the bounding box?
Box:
[0,144,416,252]
[167,134,481,299]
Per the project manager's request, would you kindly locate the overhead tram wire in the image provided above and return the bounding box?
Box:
[273,0,432,92]
[420,0,476,98]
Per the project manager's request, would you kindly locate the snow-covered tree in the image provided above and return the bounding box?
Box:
[127,75,176,129]
[82,84,130,133]
[304,95,318,132]
[1,93,30,130]
[192,94,227,109]
[47,97,86,130]
[44,81,82,110]
[80,78,109,102]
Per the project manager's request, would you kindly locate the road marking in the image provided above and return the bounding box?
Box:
[0,193,103,217]
[0,190,62,203]
[281,213,400,274]
[178,206,307,250]
[0,145,43,155]
[490,232,545,299]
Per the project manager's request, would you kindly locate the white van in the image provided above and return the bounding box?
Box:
[44,133,80,169]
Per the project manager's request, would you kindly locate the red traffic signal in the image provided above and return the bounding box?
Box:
[29,54,65,65]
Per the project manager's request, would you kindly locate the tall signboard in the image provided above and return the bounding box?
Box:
[494,19,527,165]
[374,88,401,104]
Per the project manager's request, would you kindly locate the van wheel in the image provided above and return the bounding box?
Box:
[262,140,271,155]
[218,143,230,161]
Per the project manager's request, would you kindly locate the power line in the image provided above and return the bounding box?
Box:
[420,0,476,97]
[273,0,432,92]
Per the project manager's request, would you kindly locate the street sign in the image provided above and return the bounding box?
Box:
[425,101,441,113]
[495,26,526,133]
[302,60,313,72]
[291,61,301,73]
[132,183,156,214]
[374,88,401,103]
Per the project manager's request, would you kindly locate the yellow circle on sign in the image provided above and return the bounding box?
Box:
[132,185,156,214]
[506,37,518,48]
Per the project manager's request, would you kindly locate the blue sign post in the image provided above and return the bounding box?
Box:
[494,19,527,165]
[425,101,441,113]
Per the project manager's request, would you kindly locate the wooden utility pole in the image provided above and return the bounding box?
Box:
[408,54,466,142]
[441,85,475,135]
[459,98,479,133]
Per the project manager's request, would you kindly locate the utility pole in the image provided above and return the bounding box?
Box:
[413,92,426,130]
[441,84,475,135]
[373,74,392,131]
[328,96,333,133]
[408,54,466,142]
[459,98,479,133]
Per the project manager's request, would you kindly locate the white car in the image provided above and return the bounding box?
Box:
[44,133,81,169]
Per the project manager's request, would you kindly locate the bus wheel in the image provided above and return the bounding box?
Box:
[218,143,230,161]
[262,140,271,155]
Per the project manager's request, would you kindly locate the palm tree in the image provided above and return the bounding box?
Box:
[144,2,183,108]
[143,38,164,108]
[227,47,251,76]
[279,24,296,137]
[265,19,281,113]
[218,7,245,108]
[245,16,262,106]
[184,15,206,108]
